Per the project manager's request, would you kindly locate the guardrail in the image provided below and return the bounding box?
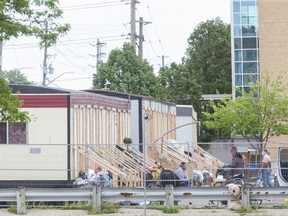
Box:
[0,186,287,214]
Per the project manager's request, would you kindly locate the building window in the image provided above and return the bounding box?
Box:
[234,38,242,49]
[243,50,257,61]
[243,62,258,73]
[242,37,257,49]
[241,1,257,13]
[0,122,27,144]
[235,75,242,86]
[235,51,242,61]
[235,63,242,74]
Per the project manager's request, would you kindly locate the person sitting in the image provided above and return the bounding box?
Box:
[174,162,189,187]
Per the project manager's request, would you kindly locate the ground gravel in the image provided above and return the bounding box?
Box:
[0,208,288,216]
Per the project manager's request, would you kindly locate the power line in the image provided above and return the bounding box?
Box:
[4,35,126,49]
[59,1,127,11]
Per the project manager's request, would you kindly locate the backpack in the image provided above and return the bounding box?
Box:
[159,169,181,187]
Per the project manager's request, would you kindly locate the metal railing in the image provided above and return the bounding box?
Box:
[1,186,288,214]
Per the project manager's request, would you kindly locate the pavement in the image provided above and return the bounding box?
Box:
[0,207,288,216]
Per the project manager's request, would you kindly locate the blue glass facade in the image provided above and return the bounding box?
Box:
[231,0,259,98]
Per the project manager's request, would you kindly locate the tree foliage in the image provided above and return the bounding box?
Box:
[3,69,36,85]
[92,43,159,98]
[0,78,30,123]
[203,73,288,148]
[157,63,202,110]
[184,17,231,95]
[0,0,70,47]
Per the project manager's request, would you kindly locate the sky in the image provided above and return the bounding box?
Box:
[2,0,231,90]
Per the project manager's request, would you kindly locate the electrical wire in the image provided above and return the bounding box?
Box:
[143,0,166,56]
[61,2,127,11]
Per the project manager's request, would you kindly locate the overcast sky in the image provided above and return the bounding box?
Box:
[3,0,231,90]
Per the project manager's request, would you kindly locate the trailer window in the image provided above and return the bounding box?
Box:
[280,148,288,182]
[0,122,27,144]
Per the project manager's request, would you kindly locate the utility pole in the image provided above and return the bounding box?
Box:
[159,55,169,68]
[96,39,106,70]
[137,17,151,59]
[130,0,137,50]
[42,20,48,86]
[162,55,165,68]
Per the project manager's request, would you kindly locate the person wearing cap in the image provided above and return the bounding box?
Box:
[174,162,189,187]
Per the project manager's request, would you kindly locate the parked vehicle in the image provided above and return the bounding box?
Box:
[277,147,288,186]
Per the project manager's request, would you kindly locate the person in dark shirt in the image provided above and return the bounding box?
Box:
[231,152,244,176]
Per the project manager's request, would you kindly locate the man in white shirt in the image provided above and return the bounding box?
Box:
[261,149,273,187]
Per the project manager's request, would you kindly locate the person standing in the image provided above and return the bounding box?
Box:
[261,149,273,187]
[231,152,244,176]
[175,162,189,187]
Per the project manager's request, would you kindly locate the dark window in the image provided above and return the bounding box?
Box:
[243,62,258,73]
[242,38,257,49]
[0,122,27,144]
[0,123,7,144]
[242,25,257,36]
[234,38,242,49]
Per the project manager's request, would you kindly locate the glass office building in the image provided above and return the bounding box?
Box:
[231,0,259,98]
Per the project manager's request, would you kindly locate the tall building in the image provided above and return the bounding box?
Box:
[231,0,288,99]
[231,0,259,99]
[231,0,288,174]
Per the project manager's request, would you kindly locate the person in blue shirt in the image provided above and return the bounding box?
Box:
[174,162,189,187]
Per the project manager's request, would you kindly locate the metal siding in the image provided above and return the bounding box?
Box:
[19,95,68,108]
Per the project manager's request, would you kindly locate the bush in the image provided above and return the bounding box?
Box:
[123,137,132,144]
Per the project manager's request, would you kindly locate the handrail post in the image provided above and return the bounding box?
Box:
[242,184,250,208]
[92,186,102,213]
[16,186,26,214]
[165,184,174,209]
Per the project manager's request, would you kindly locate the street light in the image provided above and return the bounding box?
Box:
[46,71,75,86]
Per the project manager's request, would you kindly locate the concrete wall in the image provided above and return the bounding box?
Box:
[258,0,288,163]
[259,0,288,76]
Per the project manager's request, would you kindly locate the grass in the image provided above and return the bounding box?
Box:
[235,205,288,215]
[163,207,180,214]
[236,207,253,214]
[62,202,121,214]
[97,202,121,214]
[8,202,121,215]
[7,207,17,214]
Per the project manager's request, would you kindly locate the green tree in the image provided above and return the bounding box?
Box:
[174,17,232,142]
[158,63,202,110]
[0,78,30,123]
[184,17,231,95]
[0,0,70,47]
[92,43,158,98]
[3,69,36,85]
[0,0,70,79]
[203,74,288,149]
